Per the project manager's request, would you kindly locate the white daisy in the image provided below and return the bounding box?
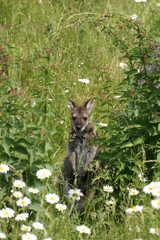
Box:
[0,164,9,173]
[106,200,114,205]
[128,188,139,196]
[126,205,143,213]
[68,189,83,201]
[103,185,114,193]
[78,78,90,84]
[13,180,26,189]
[44,238,52,240]
[149,227,160,235]
[45,193,59,204]
[76,225,91,234]
[99,123,108,127]
[32,222,44,230]
[16,197,31,207]
[0,207,14,218]
[28,188,39,194]
[130,14,137,20]
[15,213,29,221]
[55,203,67,212]
[114,95,121,99]
[150,228,156,234]
[21,225,31,232]
[135,0,147,2]
[13,191,23,198]
[135,225,141,232]
[138,173,147,182]
[143,182,157,194]
[151,198,160,209]
[22,233,37,240]
[0,232,6,239]
[152,188,160,197]
[119,62,128,69]
[36,169,52,180]
[31,101,36,107]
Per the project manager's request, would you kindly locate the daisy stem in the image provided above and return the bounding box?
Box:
[69,199,75,216]
[41,181,45,207]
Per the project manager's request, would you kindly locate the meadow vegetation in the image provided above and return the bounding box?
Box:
[0,0,160,239]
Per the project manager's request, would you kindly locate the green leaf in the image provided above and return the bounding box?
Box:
[148,126,158,136]
[134,108,139,117]
[157,152,160,161]
[2,142,10,156]
[133,137,144,146]
[16,138,31,147]
[121,141,133,148]
[45,142,53,153]
[157,100,160,106]
[14,146,28,155]
[29,203,44,212]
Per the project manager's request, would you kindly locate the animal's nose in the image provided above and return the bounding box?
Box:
[76,126,81,131]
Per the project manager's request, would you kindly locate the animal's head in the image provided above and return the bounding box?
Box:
[68,99,94,133]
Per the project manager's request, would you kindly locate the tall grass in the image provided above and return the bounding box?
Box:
[0,0,160,239]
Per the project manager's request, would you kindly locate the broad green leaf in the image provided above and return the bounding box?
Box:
[121,141,133,148]
[14,146,28,155]
[2,142,10,156]
[29,203,44,212]
[133,137,144,146]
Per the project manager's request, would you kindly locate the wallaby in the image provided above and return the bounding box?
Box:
[61,99,99,206]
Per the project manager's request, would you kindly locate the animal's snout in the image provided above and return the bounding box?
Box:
[76,126,82,131]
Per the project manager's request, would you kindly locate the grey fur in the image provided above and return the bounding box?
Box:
[60,100,99,204]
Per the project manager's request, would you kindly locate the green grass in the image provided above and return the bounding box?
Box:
[0,0,160,239]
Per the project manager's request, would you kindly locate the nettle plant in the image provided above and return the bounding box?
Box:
[0,29,57,189]
[98,19,160,205]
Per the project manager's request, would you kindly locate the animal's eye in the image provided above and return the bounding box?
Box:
[83,117,87,121]
[72,117,76,120]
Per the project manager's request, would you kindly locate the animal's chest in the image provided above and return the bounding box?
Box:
[68,138,90,164]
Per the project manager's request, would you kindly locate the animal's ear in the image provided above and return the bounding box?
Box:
[67,99,77,110]
[84,99,94,114]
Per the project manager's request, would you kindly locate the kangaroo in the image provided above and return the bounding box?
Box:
[61,99,99,204]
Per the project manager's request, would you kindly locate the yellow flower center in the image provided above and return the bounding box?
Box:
[17,184,21,188]
[82,227,86,233]
[149,187,153,191]
[50,197,54,201]
[131,206,137,211]
[158,200,160,206]
[59,206,63,211]
[4,211,9,216]
[0,167,4,171]
[157,190,160,194]
[132,191,136,195]
[155,228,159,233]
[22,200,26,205]
[73,193,78,198]
[27,238,31,240]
